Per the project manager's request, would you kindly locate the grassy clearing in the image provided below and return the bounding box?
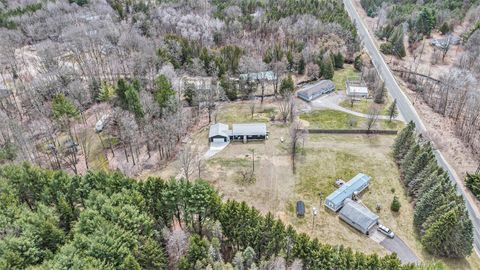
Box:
[289,134,417,256]
[299,110,366,129]
[300,109,404,130]
[332,64,360,91]
[216,102,275,125]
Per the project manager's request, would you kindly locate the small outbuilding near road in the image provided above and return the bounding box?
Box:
[339,198,379,235]
[297,80,335,102]
[346,78,369,98]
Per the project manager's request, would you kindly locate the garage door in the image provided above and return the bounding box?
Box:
[212,138,225,143]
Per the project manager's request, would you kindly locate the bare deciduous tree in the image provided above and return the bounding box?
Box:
[179,144,197,182]
[290,121,306,174]
[366,106,380,132]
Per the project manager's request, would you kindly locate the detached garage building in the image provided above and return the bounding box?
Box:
[339,198,379,235]
[297,80,335,102]
[346,78,369,98]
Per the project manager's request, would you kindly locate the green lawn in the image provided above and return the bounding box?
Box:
[299,110,366,129]
[332,64,360,91]
[216,103,275,125]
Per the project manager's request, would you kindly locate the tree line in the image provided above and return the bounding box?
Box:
[0,163,446,269]
[393,122,473,258]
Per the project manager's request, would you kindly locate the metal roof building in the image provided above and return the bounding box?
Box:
[232,123,267,136]
[339,198,379,235]
[325,173,371,212]
[297,80,335,102]
[208,123,267,143]
[346,78,369,98]
[239,71,277,82]
[209,123,231,143]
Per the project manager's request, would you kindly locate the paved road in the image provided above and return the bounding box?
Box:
[342,0,480,255]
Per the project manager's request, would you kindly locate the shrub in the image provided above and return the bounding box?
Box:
[391,196,401,212]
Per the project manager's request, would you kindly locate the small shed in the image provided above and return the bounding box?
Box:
[339,198,379,235]
[296,201,305,217]
[231,123,267,142]
[346,78,369,98]
[325,173,371,212]
[297,80,336,102]
[209,123,231,143]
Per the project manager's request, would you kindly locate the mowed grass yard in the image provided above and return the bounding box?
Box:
[287,134,416,256]
[299,109,404,130]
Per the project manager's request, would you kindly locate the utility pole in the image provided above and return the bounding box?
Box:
[252,149,255,173]
[312,207,318,231]
[318,192,323,208]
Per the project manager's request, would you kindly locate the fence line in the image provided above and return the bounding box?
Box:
[306,129,398,135]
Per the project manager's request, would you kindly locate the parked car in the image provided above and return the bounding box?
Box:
[377,224,395,238]
[296,201,305,218]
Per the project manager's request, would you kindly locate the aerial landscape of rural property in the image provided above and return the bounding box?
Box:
[0,0,479,269]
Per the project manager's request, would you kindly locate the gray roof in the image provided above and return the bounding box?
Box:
[326,173,371,208]
[232,123,267,136]
[239,71,277,81]
[209,123,230,138]
[297,80,335,98]
[339,198,378,232]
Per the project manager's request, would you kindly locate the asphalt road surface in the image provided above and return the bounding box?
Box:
[342,0,480,255]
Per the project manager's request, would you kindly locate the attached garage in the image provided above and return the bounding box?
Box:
[339,198,378,235]
[209,123,231,143]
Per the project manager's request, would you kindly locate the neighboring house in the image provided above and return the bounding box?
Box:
[209,123,231,143]
[339,198,379,235]
[297,80,336,102]
[325,173,371,212]
[208,123,268,143]
[239,71,277,82]
[430,34,461,49]
[346,78,369,98]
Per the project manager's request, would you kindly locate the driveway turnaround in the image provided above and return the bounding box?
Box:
[369,229,420,264]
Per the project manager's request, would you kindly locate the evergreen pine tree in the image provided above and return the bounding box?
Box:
[393,121,415,161]
[413,183,448,228]
[97,81,115,102]
[323,58,334,79]
[387,99,398,121]
[421,207,473,258]
[116,79,129,107]
[125,85,144,119]
[298,57,306,75]
[400,143,420,175]
[334,52,344,69]
[404,144,434,185]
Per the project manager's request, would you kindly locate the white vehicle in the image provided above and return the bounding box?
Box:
[377,224,395,238]
[95,114,110,133]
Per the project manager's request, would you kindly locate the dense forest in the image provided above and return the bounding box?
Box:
[393,122,473,258]
[0,163,446,269]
